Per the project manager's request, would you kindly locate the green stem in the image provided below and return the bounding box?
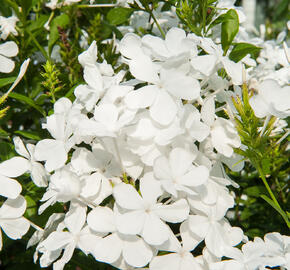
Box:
[123,172,129,184]
[145,5,165,38]
[256,164,290,228]
[26,29,50,61]
[201,0,207,35]
[256,164,280,208]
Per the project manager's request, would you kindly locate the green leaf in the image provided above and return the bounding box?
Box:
[26,14,49,32]
[8,92,46,117]
[229,43,261,62]
[0,77,16,88]
[0,141,14,161]
[14,130,41,141]
[48,14,70,55]
[221,9,239,54]
[261,158,271,175]
[107,7,133,26]
[244,186,267,197]
[208,12,226,29]
[0,128,10,139]
[24,195,37,217]
[20,0,33,17]
[260,195,290,228]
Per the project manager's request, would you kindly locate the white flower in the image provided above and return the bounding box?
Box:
[40,206,99,270]
[191,38,243,85]
[0,15,19,40]
[13,137,48,187]
[201,97,241,157]
[0,41,18,73]
[87,206,153,268]
[188,212,244,258]
[34,98,75,172]
[154,148,209,197]
[113,174,189,245]
[0,196,30,250]
[124,61,200,125]
[150,221,203,270]
[38,168,81,214]
[250,79,290,118]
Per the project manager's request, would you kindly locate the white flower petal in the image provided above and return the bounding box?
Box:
[169,148,194,177]
[0,53,15,73]
[139,173,162,204]
[0,195,26,218]
[93,233,122,264]
[154,156,172,180]
[150,253,181,270]
[87,206,115,233]
[119,33,142,59]
[0,175,22,199]
[222,58,242,85]
[191,55,217,76]
[141,213,169,245]
[124,85,157,109]
[179,165,209,187]
[116,210,145,235]
[188,215,210,239]
[34,139,67,172]
[0,41,18,57]
[42,231,71,251]
[65,206,86,234]
[0,157,29,177]
[113,183,144,210]
[129,55,159,84]
[13,137,30,159]
[150,91,177,125]
[163,71,200,100]
[122,235,153,267]
[0,217,30,240]
[154,199,189,223]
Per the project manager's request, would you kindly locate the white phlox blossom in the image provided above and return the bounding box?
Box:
[0,14,19,40]
[34,98,77,172]
[210,232,290,269]
[249,79,290,119]
[119,2,178,36]
[1,23,289,270]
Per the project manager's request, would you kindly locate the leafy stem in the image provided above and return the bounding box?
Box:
[141,2,166,38]
[232,82,290,228]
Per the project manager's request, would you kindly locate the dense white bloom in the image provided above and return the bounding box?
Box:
[1,11,289,270]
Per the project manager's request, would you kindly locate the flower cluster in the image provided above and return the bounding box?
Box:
[0,21,289,269]
[0,1,289,269]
